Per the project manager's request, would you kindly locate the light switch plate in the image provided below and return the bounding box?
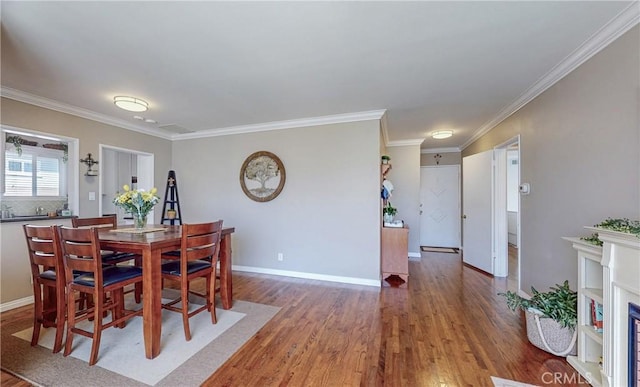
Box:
[89,191,96,201]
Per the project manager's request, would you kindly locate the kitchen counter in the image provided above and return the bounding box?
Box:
[0,215,76,223]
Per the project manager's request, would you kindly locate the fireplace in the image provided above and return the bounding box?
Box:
[630,303,640,387]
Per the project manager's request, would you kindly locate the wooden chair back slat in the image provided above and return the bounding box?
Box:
[23,224,64,275]
[22,224,68,353]
[181,221,222,263]
[58,226,103,284]
[72,215,117,229]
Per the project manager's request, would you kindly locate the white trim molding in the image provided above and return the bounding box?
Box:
[1,87,174,140]
[0,295,34,313]
[387,139,424,147]
[175,110,387,140]
[232,265,381,287]
[421,147,461,154]
[461,3,640,150]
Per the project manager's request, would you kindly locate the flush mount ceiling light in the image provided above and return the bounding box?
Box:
[432,130,453,139]
[114,96,148,112]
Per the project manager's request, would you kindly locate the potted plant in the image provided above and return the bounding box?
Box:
[381,155,391,165]
[499,281,577,356]
[383,202,397,223]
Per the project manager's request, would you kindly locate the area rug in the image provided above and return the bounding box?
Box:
[1,293,280,386]
[421,246,460,253]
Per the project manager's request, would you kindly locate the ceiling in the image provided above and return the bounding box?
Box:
[1,1,635,150]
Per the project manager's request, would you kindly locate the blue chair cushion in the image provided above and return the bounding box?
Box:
[102,252,137,263]
[39,270,56,281]
[73,266,142,287]
[161,260,211,276]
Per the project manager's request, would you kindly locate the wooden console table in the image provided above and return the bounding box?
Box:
[381,226,409,287]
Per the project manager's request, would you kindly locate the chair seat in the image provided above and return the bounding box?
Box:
[162,250,181,258]
[161,260,211,275]
[39,269,57,281]
[74,266,142,287]
[101,251,137,263]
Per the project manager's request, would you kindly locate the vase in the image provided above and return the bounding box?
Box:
[133,213,148,229]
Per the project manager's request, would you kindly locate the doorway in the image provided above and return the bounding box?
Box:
[98,144,154,224]
[419,165,460,248]
[493,136,520,290]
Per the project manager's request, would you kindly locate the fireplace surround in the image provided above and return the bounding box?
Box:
[593,227,640,387]
[630,302,640,387]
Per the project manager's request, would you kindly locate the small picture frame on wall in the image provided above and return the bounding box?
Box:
[239,151,286,202]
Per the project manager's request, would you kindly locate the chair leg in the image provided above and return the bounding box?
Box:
[134,282,142,304]
[113,289,125,329]
[89,293,103,366]
[181,282,191,341]
[208,273,217,324]
[64,288,78,357]
[52,283,66,353]
[31,283,43,347]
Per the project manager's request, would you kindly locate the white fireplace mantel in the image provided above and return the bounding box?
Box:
[586,227,640,387]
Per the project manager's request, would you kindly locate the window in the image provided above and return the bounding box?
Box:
[3,145,67,197]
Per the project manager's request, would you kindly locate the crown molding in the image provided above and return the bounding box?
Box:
[380,112,390,146]
[461,2,640,151]
[421,147,461,154]
[1,87,174,140]
[174,109,387,140]
[387,139,424,147]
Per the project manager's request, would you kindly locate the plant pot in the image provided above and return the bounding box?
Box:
[383,213,394,223]
[524,309,577,357]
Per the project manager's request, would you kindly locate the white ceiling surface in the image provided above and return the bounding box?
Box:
[1,2,636,150]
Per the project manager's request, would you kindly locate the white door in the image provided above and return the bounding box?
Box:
[420,165,460,247]
[462,150,493,274]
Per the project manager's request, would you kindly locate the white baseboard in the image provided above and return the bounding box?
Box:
[232,265,381,287]
[0,295,34,312]
[408,252,421,259]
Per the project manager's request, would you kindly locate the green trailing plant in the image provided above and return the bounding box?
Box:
[580,218,640,245]
[383,202,397,216]
[499,280,577,330]
[580,233,603,246]
[594,217,640,238]
[6,135,24,156]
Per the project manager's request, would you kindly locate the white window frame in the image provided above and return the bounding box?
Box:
[4,144,68,198]
[1,126,79,215]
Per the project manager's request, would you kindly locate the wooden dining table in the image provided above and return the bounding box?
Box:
[97,224,235,359]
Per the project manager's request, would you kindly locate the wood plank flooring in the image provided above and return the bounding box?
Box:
[1,252,587,386]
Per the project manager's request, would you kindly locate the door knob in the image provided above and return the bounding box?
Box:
[462,215,467,219]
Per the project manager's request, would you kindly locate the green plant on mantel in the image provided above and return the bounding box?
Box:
[499,280,577,330]
[580,233,603,246]
[580,218,640,246]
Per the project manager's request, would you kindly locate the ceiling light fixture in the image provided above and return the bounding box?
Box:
[114,96,148,112]
[432,130,453,139]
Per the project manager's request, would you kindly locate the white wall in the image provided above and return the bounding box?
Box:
[172,120,381,284]
[463,25,639,293]
[387,145,421,256]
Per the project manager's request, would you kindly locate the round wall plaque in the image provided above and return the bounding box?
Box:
[239,151,286,202]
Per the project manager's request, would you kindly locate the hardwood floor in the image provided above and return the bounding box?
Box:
[1,252,587,386]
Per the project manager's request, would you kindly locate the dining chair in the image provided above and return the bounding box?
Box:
[161,220,223,341]
[23,224,67,353]
[57,225,143,365]
[72,215,142,303]
[72,215,139,264]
